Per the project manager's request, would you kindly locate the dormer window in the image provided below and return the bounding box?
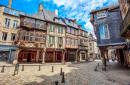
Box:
[70,21,73,25]
[97,11,107,19]
[54,18,59,22]
[9,9,18,16]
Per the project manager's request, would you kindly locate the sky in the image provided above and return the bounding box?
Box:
[0,0,119,38]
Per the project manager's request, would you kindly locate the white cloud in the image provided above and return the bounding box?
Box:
[43,0,118,38]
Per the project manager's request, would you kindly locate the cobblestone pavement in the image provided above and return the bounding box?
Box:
[0,60,127,85]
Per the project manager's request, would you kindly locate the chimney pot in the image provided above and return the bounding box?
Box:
[54,9,58,16]
[38,3,43,12]
[8,0,13,8]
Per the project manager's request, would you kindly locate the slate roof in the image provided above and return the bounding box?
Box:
[25,8,66,26]
[60,18,78,29]
[90,3,119,13]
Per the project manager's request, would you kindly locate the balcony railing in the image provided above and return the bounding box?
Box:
[120,7,130,37]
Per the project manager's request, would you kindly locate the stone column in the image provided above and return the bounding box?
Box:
[99,47,106,71]
[62,50,65,64]
[75,50,78,63]
[42,48,46,64]
[105,50,109,62]
[36,50,40,62]
[13,48,20,65]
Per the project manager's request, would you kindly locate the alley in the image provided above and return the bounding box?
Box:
[0,60,130,85]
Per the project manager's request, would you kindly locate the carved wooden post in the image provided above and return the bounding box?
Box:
[105,50,109,62]
[99,47,106,71]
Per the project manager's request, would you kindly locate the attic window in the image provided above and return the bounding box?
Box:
[54,18,59,22]
[70,21,73,25]
[97,11,106,19]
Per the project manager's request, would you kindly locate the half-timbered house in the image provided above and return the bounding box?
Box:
[61,18,79,62]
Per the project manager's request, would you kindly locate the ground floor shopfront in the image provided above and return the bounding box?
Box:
[0,45,16,62]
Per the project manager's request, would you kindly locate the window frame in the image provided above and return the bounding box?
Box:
[75,39,78,46]
[71,28,74,34]
[10,33,16,41]
[5,18,11,27]
[99,24,110,39]
[71,38,74,45]
[1,32,7,41]
[58,37,63,44]
[13,20,18,28]
[58,27,63,33]
[97,11,107,19]
[49,36,55,44]
[50,24,55,32]
[67,27,70,33]
[66,37,70,45]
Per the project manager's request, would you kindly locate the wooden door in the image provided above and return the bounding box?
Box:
[30,53,36,62]
[45,52,53,62]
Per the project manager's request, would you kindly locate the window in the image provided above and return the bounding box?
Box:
[75,39,78,46]
[58,37,63,44]
[55,18,59,22]
[89,43,91,46]
[13,21,18,28]
[10,33,16,41]
[99,25,109,39]
[71,28,74,34]
[90,47,92,51]
[9,9,18,16]
[24,17,28,25]
[35,33,39,41]
[5,19,10,27]
[70,21,73,25]
[49,36,54,44]
[71,38,74,45]
[80,33,83,36]
[80,39,83,45]
[41,21,44,28]
[97,11,106,19]
[67,27,70,33]
[50,24,55,32]
[30,33,34,41]
[1,32,7,41]
[28,18,31,25]
[67,37,70,44]
[58,27,63,33]
[32,19,35,27]
[75,30,78,35]
[37,20,40,28]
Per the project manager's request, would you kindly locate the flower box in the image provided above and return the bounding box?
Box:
[34,42,40,47]
[59,43,63,46]
[27,25,32,29]
[19,40,25,45]
[16,26,20,29]
[12,40,17,45]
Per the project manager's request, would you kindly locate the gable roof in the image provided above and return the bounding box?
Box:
[90,3,119,13]
[28,12,45,20]
[60,18,78,29]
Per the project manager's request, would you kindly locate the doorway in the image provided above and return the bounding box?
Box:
[27,53,31,62]
[119,49,124,64]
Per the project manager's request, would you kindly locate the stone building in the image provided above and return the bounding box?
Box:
[90,3,127,70]
[119,0,130,66]
[78,25,88,61]
[0,0,25,62]
[61,18,79,62]
[88,33,100,61]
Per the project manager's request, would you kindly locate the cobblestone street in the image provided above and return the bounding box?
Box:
[0,60,130,85]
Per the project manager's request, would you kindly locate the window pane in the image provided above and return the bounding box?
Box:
[5,19,10,27]
[67,27,70,33]
[14,11,18,16]
[28,18,31,25]
[37,20,40,28]
[32,19,35,27]
[71,39,74,45]
[2,32,7,41]
[75,39,78,45]
[67,38,70,44]
[41,21,43,28]
[71,28,74,34]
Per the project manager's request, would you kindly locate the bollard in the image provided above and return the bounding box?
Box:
[60,68,62,76]
[38,65,40,71]
[61,72,65,83]
[55,80,58,85]
[98,63,99,66]
[94,66,97,71]
[52,66,53,72]
[1,65,5,73]
[22,65,24,71]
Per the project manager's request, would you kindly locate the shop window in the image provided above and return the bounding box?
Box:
[5,18,10,27]
[2,32,7,41]
[10,33,16,41]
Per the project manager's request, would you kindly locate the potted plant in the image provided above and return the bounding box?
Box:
[59,43,63,46]
[16,26,20,29]
[12,40,17,45]
[19,40,25,45]
[34,42,40,47]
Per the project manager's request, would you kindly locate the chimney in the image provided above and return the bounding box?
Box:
[74,19,77,24]
[38,3,43,12]
[8,0,13,8]
[54,9,58,16]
